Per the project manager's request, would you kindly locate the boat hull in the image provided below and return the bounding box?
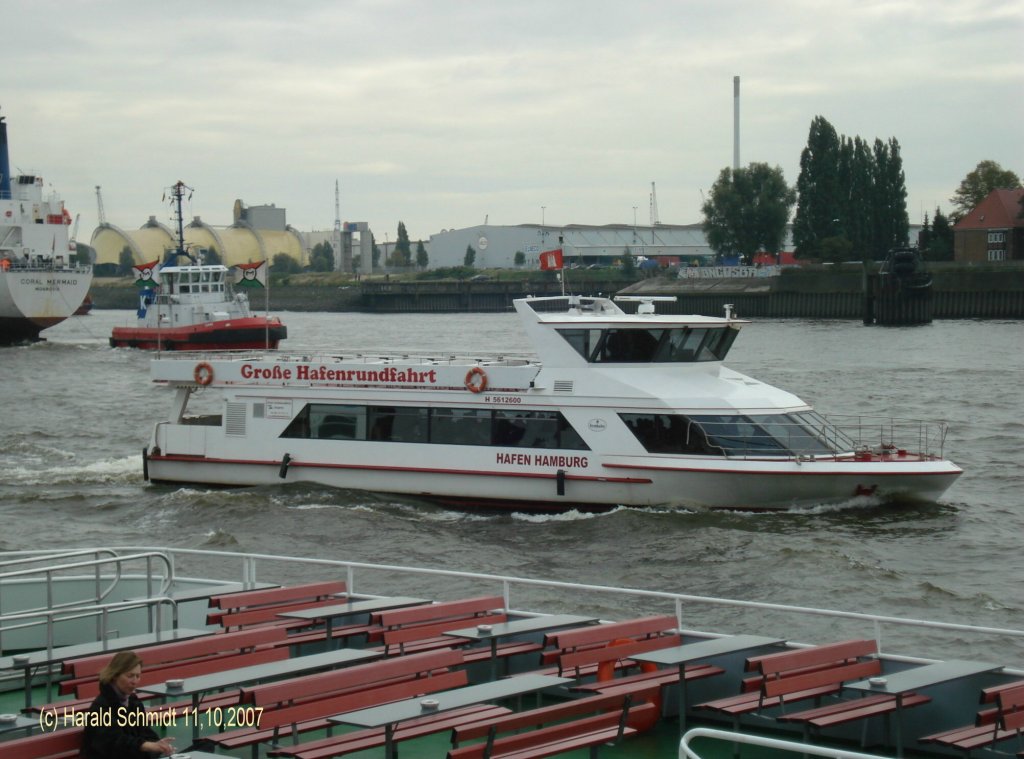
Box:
[144,444,962,512]
[111,317,287,351]
[0,268,93,345]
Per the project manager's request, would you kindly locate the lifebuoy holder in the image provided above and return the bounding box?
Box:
[465,366,488,393]
[596,638,661,730]
[194,362,214,386]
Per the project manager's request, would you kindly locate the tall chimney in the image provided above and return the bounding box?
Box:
[733,76,740,170]
[0,114,11,199]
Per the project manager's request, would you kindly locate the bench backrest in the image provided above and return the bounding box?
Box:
[3,727,84,759]
[252,669,469,731]
[73,646,290,699]
[997,684,1024,731]
[452,684,660,744]
[209,580,347,610]
[382,613,508,649]
[375,595,504,628]
[749,639,878,676]
[241,647,465,706]
[62,626,287,677]
[559,633,682,675]
[545,615,677,651]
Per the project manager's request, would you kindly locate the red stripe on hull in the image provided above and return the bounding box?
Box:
[111,318,287,350]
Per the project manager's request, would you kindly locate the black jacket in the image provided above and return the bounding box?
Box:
[79,681,160,759]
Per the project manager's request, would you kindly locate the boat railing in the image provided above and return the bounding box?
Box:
[686,414,949,460]
[825,414,949,459]
[680,727,894,759]
[108,547,1024,669]
[154,348,540,367]
[0,550,174,653]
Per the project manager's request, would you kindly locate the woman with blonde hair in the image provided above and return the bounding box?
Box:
[80,650,175,758]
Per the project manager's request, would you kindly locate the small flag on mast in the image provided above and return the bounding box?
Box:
[539,248,564,271]
[132,259,162,287]
[232,260,268,288]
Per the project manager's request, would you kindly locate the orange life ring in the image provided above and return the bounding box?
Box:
[465,366,488,393]
[0,258,10,271]
[596,638,661,730]
[194,362,214,386]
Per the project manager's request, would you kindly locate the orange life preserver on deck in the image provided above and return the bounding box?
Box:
[0,258,10,271]
[465,366,488,393]
[194,362,214,386]
[596,638,661,731]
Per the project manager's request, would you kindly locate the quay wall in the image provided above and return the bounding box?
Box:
[87,265,1024,319]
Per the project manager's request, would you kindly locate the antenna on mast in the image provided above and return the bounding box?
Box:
[333,180,342,271]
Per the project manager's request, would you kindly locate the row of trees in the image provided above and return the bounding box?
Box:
[701,115,1021,264]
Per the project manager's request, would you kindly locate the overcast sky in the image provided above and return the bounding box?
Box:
[3,0,1021,246]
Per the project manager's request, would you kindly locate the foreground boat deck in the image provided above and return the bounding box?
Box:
[1,548,1022,759]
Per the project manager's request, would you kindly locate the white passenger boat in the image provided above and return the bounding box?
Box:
[143,295,962,511]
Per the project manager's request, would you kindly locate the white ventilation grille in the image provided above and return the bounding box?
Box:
[553,380,574,393]
[225,403,247,436]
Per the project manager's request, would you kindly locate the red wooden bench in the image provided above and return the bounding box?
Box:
[921,681,1024,755]
[370,595,543,667]
[59,626,288,697]
[446,687,660,759]
[207,580,348,630]
[539,614,722,696]
[699,639,930,736]
[207,648,509,759]
[3,727,84,759]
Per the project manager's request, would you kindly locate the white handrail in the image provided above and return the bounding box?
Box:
[680,727,895,759]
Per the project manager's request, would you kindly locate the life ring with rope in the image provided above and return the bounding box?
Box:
[464,366,488,393]
[194,362,215,386]
[596,638,661,730]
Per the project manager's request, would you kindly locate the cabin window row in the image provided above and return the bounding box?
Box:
[282,404,590,450]
[620,411,852,457]
[557,326,738,363]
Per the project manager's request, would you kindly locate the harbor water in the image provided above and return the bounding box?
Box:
[1,310,1022,666]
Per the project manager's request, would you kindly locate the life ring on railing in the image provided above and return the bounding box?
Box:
[596,638,661,730]
[194,362,215,386]
[465,366,488,393]
[0,258,10,271]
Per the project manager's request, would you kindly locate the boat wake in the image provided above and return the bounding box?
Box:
[5,454,139,486]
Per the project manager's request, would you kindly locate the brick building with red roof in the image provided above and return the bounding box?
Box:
[953,188,1024,263]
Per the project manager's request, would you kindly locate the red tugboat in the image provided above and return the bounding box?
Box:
[110,181,287,351]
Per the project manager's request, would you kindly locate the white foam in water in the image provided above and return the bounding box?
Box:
[7,454,139,486]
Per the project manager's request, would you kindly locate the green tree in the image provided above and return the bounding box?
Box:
[201,246,222,265]
[794,116,909,261]
[270,252,300,274]
[793,116,843,260]
[394,221,412,267]
[464,245,476,267]
[925,207,954,261]
[514,250,526,267]
[415,240,428,269]
[309,241,334,271]
[871,137,909,258]
[118,247,135,276]
[950,160,1022,220]
[621,247,635,275]
[701,162,795,261]
[371,235,381,269]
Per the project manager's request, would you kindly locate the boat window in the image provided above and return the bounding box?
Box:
[430,408,492,446]
[280,403,588,450]
[620,414,718,454]
[492,410,588,450]
[368,406,428,443]
[621,412,844,456]
[557,326,739,363]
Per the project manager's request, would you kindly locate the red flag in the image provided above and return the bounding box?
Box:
[539,248,564,271]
